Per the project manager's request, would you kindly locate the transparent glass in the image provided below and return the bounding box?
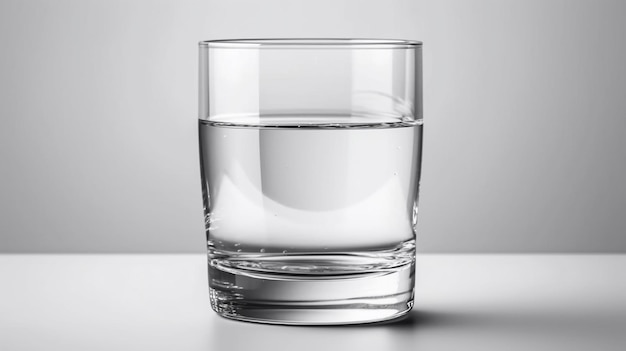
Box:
[198,38,423,325]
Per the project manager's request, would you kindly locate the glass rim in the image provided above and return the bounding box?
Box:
[199,38,422,49]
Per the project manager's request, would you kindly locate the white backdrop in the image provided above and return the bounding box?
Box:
[1,0,625,252]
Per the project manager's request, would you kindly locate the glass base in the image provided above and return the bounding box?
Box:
[208,261,414,325]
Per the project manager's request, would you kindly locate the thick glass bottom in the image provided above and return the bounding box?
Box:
[208,257,415,325]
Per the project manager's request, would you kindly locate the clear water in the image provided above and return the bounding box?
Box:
[199,116,422,324]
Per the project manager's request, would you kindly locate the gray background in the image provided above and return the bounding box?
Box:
[1,0,624,253]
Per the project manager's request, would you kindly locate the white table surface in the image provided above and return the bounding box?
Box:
[1,254,625,351]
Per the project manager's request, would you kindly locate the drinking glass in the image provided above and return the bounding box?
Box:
[198,39,423,325]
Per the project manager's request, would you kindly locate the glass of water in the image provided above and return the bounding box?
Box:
[199,39,423,325]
